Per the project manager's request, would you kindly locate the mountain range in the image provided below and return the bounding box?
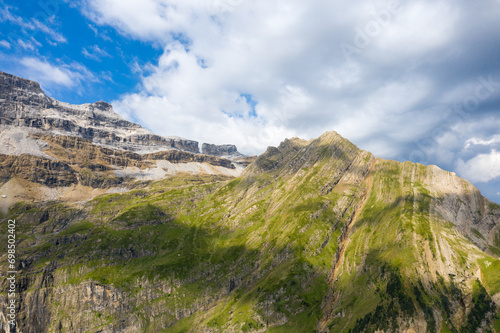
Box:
[0,72,499,333]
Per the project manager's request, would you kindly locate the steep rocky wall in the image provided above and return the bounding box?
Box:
[144,150,235,169]
[0,154,78,187]
[0,134,236,190]
[201,143,240,157]
[0,71,51,114]
[37,134,234,169]
[33,134,150,168]
[0,71,200,154]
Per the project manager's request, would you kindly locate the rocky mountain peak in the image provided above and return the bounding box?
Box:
[0,71,252,158]
[0,71,202,154]
[0,71,50,107]
[92,101,113,112]
[201,143,243,158]
[0,71,45,95]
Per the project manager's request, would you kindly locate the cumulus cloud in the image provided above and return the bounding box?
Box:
[456,150,500,183]
[81,0,220,43]
[77,0,500,158]
[76,0,500,204]
[423,118,500,199]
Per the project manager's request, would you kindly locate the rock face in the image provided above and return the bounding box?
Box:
[0,153,78,187]
[0,131,499,333]
[0,134,236,190]
[201,143,242,158]
[0,71,200,153]
[0,72,246,200]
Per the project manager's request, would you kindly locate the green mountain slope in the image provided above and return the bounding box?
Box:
[1,131,499,333]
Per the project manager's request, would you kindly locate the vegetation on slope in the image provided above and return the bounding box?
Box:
[1,132,499,333]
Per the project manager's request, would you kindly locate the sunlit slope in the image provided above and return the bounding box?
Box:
[0,131,499,333]
[320,159,500,333]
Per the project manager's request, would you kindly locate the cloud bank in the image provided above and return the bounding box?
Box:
[79,0,500,159]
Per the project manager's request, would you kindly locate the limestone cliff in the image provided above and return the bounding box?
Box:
[202,143,242,158]
[0,72,249,210]
[0,133,237,193]
[0,71,199,153]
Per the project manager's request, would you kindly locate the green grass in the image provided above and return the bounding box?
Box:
[111,203,169,226]
[461,280,495,333]
[494,230,500,248]
[471,228,485,240]
[493,312,500,333]
[60,221,94,235]
[489,202,500,211]
[479,258,500,294]
[3,142,500,332]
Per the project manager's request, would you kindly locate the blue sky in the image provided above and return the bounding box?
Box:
[0,0,499,203]
[0,0,162,104]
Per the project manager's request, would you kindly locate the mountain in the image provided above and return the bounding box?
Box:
[0,71,253,210]
[0,74,499,333]
[0,71,200,154]
[0,71,250,158]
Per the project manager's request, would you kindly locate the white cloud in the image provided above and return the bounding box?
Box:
[82,45,111,61]
[411,115,500,173]
[81,0,194,42]
[376,1,459,57]
[79,0,500,158]
[32,18,67,44]
[17,42,35,51]
[465,135,500,149]
[0,6,31,28]
[456,150,500,183]
[20,58,75,86]
[0,5,66,46]
[17,39,37,50]
[19,57,95,88]
[0,40,11,49]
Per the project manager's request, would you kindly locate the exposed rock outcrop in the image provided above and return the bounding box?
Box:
[202,143,242,158]
[0,134,236,189]
[0,71,200,153]
[0,154,78,187]
[143,150,235,169]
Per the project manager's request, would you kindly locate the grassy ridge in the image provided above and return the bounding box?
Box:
[1,134,499,332]
[324,160,500,332]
